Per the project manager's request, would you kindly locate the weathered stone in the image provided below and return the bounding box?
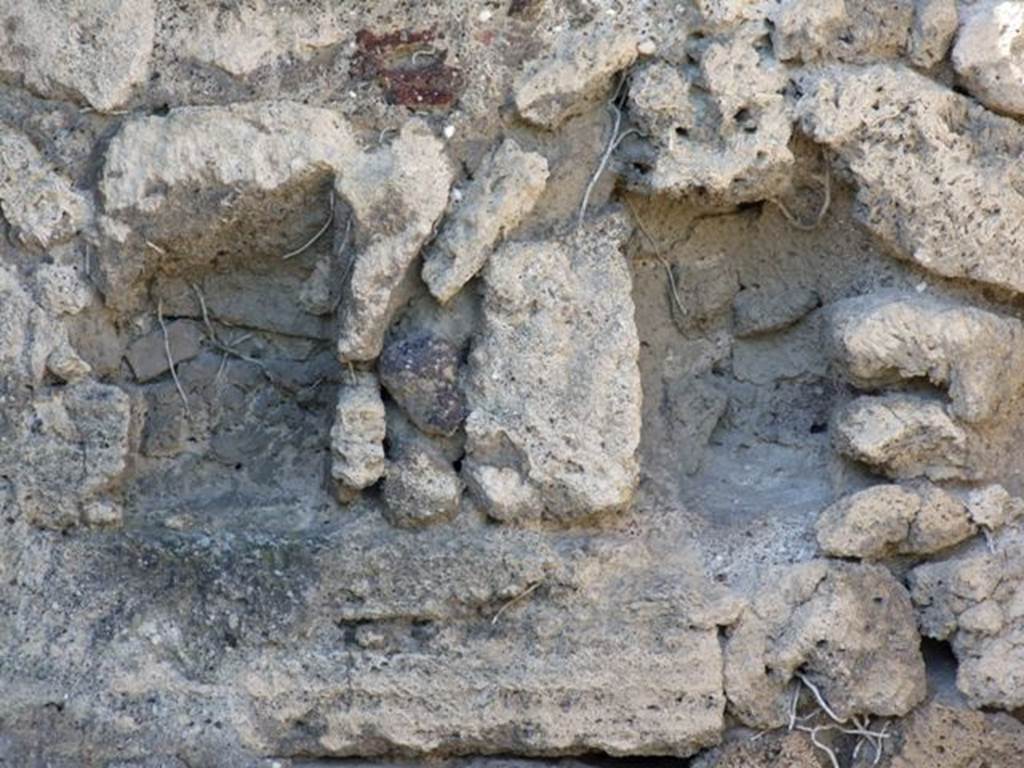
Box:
[165,1,346,77]
[889,699,1024,768]
[798,64,1024,295]
[140,381,191,458]
[0,0,155,112]
[909,524,1024,709]
[513,22,639,130]
[99,101,361,311]
[769,0,847,62]
[382,445,462,528]
[724,560,926,728]
[817,483,979,559]
[691,730,821,768]
[910,0,958,68]
[422,137,549,303]
[965,483,1023,531]
[330,371,386,494]
[463,211,641,522]
[831,394,973,481]
[125,320,205,383]
[733,285,819,336]
[0,124,89,250]
[952,0,1024,117]
[378,331,465,437]
[625,24,794,204]
[336,121,454,362]
[33,264,92,316]
[1,381,130,529]
[829,292,1024,423]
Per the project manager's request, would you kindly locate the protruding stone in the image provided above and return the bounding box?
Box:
[890,700,1024,767]
[382,446,462,528]
[0,125,89,250]
[769,0,847,62]
[513,23,639,130]
[724,560,927,728]
[952,0,1024,117]
[831,394,973,481]
[336,121,454,362]
[34,264,92,316]
[330,372,386,494]
[422,137,549,303]
[829,292,1024,423]
[817,483,978,559]
[965,484,1023,531]
[125,320,205,383]
[378,331,465,437]
[910,0,958,68]
[798,64,1024,295]
[463,210,641,522]
[0,0,155,112]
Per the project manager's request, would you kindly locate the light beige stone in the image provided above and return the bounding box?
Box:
[953,0,1024,116]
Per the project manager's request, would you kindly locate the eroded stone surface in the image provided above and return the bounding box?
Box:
[0,0,155,111]
[910,524,1024,709]
[330,371,387,494]
[953,0,1024,117]
[0,124,89,250]
[724,560,927,728]
[378,331,465,437]
[382,445,462,528]
[890,699,1024,768]
[798,64,1024,295]
[463,211,641,522]
[829,292,1024,423]
[422,137,549,303]
[831,394,974,481]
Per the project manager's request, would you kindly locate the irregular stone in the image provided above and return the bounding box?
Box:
[140,382,191,458]
[513,22,639,130]
[98,101,360,311]
[910,0,958,68]
[619,61,691,143]
[691,730,821,768]
[125,320,205,383]
[724,559,926,728]
[828,292,1024,423]
[797,64,1024,295]
[952,0,1024,117]
[0,125,89,249]
[382,445,462,528]
[336,120,454,362]
[1,381,130,529]
[422,137,549,303]
[769,0,847,62]
[0,0,155,112]
[625,25,794,204]
[463,210,641,522]
[33,264,92,316]
[831,394,973,481]
[166,1,345,77]
[330,371,386,494]
[733,285,819,336]
[909,525,1024,708]
[0,265,90,389]
[965,483,1023,531]
[378,331,466,437]
[889,699,1024,768]
[817,483,978,559]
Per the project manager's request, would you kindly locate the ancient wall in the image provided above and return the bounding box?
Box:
[3,1,1024,766]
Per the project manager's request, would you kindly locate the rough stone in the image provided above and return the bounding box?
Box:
[831,394,973,481]
[889,699,1024,768]
[330,371,387,494]
[769,0,848,62]
[798,64,1024,296]
[378,331,465,437]
[0,0,155,112]
[463,210,641,522]
[335,120,454,362]
[625,24,794,204]
[0,380,130,529]
[910,0,958,68]
[513,22,639,130]
[816,482,979,559]
[723,559,927,728]
[99,101,361,311]
[828,292,1024,423]
[733,285,819,337]
[691,730,821,768]
[33,264,92,316]
[910,524,1024,709]
[422,137,549,303]
[952,0,1024,117]
[0,124,89,250]
[382,445,462,528]
[965,483,1023,531]
[125,319,205,383]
